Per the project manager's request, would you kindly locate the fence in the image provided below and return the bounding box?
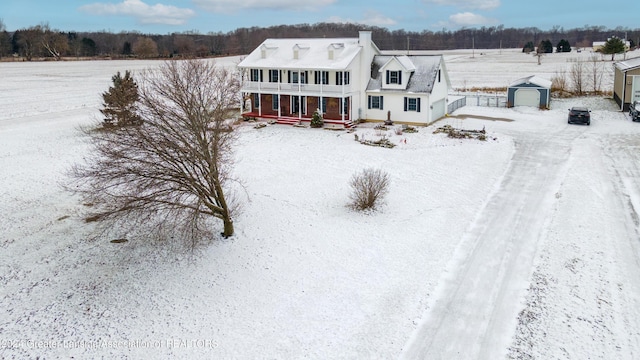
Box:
[448,93,508,113]
[447,96,466,114]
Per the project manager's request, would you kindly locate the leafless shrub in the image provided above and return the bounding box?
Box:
[569,58,585,95]
[348,168,390,211]
[68,59,240,247]
[551,69,568,95]
[588,54,605,94]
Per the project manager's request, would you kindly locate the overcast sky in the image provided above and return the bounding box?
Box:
[1,0,637,34]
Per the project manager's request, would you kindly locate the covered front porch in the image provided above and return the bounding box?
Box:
[241,93,355,128]
[241,111,356,128]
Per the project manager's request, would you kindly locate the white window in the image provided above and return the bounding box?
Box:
[269,69,279,83]
[368,95,383,110]
[272,95,279,111]
[340,97,349,115]
[336,71,350,85]
[253,93,260,108]
[387,70,401,85]
[319,97,327,113]
[404,97,421,112]
[289,71,308,84]
[314,71,329,85]
[250,69,262,82]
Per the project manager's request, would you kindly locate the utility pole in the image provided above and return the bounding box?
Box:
[472,37,475,58]
[407,36,410,54]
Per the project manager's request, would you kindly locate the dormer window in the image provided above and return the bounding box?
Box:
[328,43,344,60]
[293,44,309,60]
[387,70,402,85]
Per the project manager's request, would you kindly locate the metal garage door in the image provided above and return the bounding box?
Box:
[432,99,446,120]
[632,76,640,103]
[514,88,540,107]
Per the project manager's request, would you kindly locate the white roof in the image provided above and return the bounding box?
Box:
[237,37,362,70]
[615,57,640,72]
[509,75,552,89]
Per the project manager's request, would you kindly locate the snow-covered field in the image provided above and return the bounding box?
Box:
[2,49,640,359]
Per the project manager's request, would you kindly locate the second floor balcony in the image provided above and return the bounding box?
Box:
[241,81,353,96]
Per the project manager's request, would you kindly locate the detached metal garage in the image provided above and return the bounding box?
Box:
[507,75,551,108]
[613,57,640,111]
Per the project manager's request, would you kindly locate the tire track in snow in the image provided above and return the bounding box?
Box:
[400,129,577,359]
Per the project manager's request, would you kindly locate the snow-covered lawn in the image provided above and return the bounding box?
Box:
[2,50,640,359]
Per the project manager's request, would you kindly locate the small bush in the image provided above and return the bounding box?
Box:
[310,109,324,128]
[348,168,390,211]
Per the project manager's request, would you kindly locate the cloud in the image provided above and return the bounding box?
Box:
[80,0,195,25]
[449,12,497,26]
[327,10,396,27]
[423,0,500,10]
[193,0,336,12]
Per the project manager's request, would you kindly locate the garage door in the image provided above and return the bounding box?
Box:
[514,88,540,107]
[632,76,640,103]
[432,99,446,120]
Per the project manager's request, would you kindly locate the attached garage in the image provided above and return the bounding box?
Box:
[507,75,551,108]
[432,99,446,120]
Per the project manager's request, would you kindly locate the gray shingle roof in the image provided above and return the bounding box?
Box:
[367,55,442,93]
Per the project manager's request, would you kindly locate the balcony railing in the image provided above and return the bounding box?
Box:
[241,81,352,95]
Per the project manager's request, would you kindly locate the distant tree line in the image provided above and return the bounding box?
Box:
[0,19,638,61]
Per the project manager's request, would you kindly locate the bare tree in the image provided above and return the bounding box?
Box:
[133,36,159,58]
[348,168,390,211]
[0,19,11,58]
[588,54,605,94]
[70,60,240,244]
[40,23,69,60]
[15,26,43,60]
[569,58,585,95]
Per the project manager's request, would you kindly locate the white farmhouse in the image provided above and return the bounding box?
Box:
[237,31,450,128]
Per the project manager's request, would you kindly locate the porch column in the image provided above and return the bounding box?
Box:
[341,74,345,122]
[278,71,282,118]
[257,76,262,117]
[278,94,281,118]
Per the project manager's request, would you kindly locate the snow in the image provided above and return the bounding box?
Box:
[2,50,640,359]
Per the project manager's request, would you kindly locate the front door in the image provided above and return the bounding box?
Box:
[291,96,306,116]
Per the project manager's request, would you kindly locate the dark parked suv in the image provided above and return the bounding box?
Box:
[568,107,591,125]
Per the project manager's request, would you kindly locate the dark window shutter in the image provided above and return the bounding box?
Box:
[260,70,263,82]
[399,71,402,84]
[368,96,372,109]
[417,98,421,112]
[288,70,291,83]
[404,97,408,111]
[438,69,441,82]
[380,96,384,110]
[386,70,390,84]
